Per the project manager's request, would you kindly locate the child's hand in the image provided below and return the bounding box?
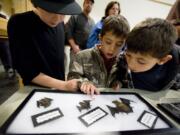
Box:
[64,79,79,91]
[80,81,100,96]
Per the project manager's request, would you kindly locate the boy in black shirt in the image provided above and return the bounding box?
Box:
[8,0,81,91]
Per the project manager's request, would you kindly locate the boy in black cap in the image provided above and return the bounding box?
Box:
[7,0,81,91]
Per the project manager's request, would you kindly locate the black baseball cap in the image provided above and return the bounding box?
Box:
[31,0,82,15]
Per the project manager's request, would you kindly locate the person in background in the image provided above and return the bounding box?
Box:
[65,0,95,77]
[86,1,120,49]
[66,0,95,53]
[166,0,180,45]
[111,18,180,91]
[0,2,8,19]
[7,0,81,91]
[0,3,15,79]
[166,0,180,21]
[68,15,130,95]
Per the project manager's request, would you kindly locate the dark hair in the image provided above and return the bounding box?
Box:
[84,0,94,4]
[126,18,177,59]
[103,1,120,19]
[90,0,94,3]
[101,15,130,38]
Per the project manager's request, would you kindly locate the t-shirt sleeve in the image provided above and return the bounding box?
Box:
[65,15,76,40]
[7,15,40,85]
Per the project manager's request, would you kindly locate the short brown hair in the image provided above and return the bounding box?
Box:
[101,15,130,38]
[126,18,178,58]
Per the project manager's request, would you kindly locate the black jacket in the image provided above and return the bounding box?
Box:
[113,45,180,91]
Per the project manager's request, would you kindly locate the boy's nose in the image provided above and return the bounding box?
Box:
[109,46,116,52]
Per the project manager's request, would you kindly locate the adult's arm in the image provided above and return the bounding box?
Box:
[32,73,78,91]
[65,16,80,53]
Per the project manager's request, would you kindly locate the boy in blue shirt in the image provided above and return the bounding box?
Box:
[111,18,180,91]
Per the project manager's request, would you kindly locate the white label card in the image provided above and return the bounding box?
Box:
[137,110,158,129]
[79,107,108,127]
[31,108,63,127]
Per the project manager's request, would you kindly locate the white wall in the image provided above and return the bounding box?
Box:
[75,0,176,29]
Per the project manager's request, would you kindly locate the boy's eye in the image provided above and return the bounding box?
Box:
[116,42,123,47]
[105,41,111,45]
[137,60,146,65]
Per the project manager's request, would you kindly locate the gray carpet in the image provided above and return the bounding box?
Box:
[0,65,19,105]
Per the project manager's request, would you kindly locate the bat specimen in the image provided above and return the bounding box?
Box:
[77,100,91,112]
[107,98,133,117]
[37,97,53,108]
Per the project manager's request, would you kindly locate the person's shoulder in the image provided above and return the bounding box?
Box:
[95,20,103,29]
[67,14,79,23]
[8,11,37,31]
[9,11,34,23]
[75,48,99,63]
[167,45,180,67]
[12,11,34,18]
[70,14,79,19]
[76,48,94,58]
[74,13,87,21]
[78,48,93,54]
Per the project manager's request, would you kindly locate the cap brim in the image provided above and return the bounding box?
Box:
[32,0,82,15]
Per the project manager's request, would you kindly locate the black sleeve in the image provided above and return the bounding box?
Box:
[65,15,76,40]
[7,14,40,85]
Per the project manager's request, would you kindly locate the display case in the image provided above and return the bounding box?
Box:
[1,89,179,135]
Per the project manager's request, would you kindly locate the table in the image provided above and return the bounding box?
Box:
[0,86,179,131]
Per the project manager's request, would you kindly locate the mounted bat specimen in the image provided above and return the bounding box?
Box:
[77,100,91,112]
[37,97,53,108]
[107,98,134,117]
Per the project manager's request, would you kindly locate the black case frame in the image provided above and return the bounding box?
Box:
[1,89,180,135]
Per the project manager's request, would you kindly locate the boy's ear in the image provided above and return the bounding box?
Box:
[157,55,172,65]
